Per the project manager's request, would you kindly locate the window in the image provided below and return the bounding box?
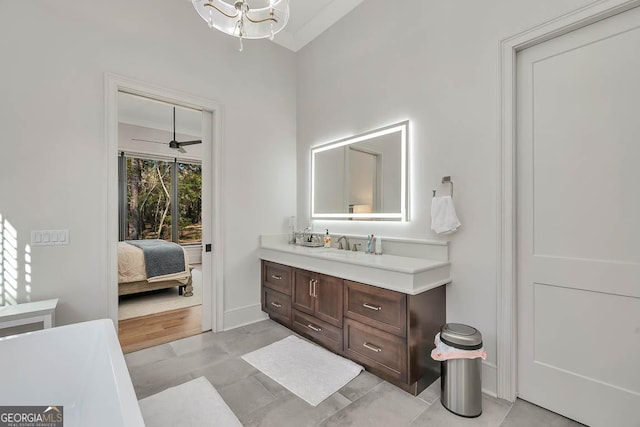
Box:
[177,162,202,244]
[119,155,202,245]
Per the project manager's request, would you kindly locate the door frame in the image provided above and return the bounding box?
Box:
[105,73,225,333]
[497,0,640,402]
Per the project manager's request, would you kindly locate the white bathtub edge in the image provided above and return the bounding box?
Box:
[99,319,145,427]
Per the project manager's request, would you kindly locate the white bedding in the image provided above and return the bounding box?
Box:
[117,241,190,285]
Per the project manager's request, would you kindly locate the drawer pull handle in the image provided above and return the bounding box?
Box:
[307,324,322,332]
[270,301,282,308]
[271,274,283,280]
[363,303,382,311]
[363,342,382,353]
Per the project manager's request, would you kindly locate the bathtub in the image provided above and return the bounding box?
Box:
[0,319,144,426]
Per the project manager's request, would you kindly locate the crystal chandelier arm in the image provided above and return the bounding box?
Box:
[192,0,289,43]
[203,2,240,19]
[245,9,277,24]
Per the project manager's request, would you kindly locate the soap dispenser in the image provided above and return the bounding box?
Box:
[324,229,332,248]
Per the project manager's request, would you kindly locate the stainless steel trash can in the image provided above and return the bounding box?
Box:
[440,323,483,418]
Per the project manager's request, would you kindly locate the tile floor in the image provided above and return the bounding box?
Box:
[125,319,584,427]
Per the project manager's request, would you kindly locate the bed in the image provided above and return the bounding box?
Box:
[117,240,193,297]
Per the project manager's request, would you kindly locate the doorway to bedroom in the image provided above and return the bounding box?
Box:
[116,92,206,353]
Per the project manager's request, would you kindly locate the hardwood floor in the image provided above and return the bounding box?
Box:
[118,305,202,353]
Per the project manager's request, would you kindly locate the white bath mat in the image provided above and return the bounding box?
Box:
[242,335,363,406]
[138,377,241,427]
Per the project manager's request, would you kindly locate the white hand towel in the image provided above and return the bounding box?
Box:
[431,196,461,234]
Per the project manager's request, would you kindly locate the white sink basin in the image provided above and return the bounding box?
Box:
[321,249,366,258]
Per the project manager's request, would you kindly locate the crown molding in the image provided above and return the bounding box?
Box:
[273,0,365,52]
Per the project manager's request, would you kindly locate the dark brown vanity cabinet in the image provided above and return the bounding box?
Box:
[292,269,343,327]
[260,260,446,396]
[261,261,293,327]
[291,268,343,353]
[343,281,408,383]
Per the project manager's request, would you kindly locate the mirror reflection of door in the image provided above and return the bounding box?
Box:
[348,147,381,215]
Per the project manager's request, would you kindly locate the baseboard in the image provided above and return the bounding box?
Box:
[482,361,498,398]
[223,303,267,331]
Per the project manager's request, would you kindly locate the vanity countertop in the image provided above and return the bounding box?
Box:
[260,237,451,295]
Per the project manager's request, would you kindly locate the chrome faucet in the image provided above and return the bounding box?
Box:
[336,236,350,250]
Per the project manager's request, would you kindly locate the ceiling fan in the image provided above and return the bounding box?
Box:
[132,107,201,153]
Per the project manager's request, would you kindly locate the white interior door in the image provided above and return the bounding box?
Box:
[516,7,640,427]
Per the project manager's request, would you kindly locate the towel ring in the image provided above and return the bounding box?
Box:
[442,176,453,197]
[433,176,454,198]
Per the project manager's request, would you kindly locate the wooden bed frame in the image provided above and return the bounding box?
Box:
[118,268,194,297]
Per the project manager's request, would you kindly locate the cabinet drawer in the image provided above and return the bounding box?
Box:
[263,261,292,295]
[263,287,291,327]
[344,280,407,337]
[343,318,407,383]
[291,310,343,354]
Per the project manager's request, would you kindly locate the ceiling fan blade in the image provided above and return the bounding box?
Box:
[178,146,187,154]
[177,140,202,147]
[132,138,166,144]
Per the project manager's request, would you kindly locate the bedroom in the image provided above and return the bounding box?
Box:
[1,0,638,426]
[117,92,205,352]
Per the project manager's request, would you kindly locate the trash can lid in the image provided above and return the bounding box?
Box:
[440,323,483,350]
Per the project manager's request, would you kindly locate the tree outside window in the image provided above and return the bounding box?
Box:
[123,157,201,245]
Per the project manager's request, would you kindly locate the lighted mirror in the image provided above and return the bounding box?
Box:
[311,121,408,221]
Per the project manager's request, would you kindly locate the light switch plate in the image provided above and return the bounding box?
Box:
[31,230,70,246]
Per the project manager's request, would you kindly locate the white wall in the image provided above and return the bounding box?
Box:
[0,0,296,328]
[296,0,592,393]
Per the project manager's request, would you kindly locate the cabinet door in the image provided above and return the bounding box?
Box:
[292,269,314,315]
[313,273,343,328]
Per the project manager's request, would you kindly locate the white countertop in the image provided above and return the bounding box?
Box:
[260,238,451,295]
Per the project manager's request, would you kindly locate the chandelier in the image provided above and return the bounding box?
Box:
[192,0,290,51]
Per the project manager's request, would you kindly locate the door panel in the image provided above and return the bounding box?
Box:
[517,6,640,426]
[292,269,314,315]
[313,273,343,328]
[530,21,640,264]
[532,283,640,394]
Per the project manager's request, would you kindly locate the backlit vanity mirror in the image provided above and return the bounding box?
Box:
[311,120,408,221]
